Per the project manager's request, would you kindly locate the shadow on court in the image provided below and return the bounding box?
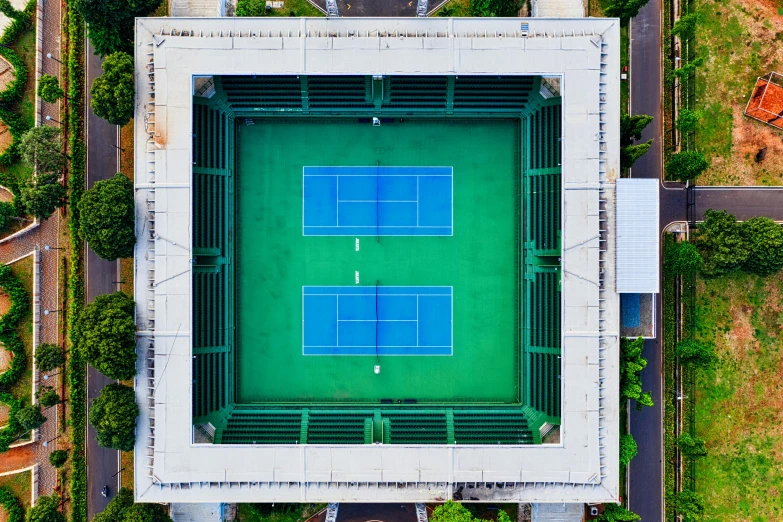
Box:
[310,0,418,17]
[334,504,420,522]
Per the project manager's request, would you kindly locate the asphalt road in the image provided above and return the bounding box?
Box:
[628,0,666,519]
[312,0,417,16]
[694,187,783,221]
[85,38,122,519]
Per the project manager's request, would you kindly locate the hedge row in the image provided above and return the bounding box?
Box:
[0,392,22,451]
[662,234,677,522]
[0,485,23,522]
[65,0,88,519]
[0,263,29,392]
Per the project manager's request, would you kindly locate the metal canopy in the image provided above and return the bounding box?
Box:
[616,178,660,294]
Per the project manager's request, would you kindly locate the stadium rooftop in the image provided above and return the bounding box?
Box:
[133,16,621,504]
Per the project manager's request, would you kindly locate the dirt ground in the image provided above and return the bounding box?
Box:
[694,0,783,185]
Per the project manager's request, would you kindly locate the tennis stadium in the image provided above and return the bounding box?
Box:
[134,16,623,504]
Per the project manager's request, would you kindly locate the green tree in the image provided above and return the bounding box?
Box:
[742,217,783,276]
[619,433,638,467]
[236,0,266,15]
[92,488,134,522]
[431,502,476,522]
[469,0,520,16]
[75,0,162,56]
[621,141,653,171]
[676,433,707,459]
[35,343,66,372]
[620,114,653,170]
[621,114,653,147]
[665,241,702,276]
[665,150,709,182]
[671,57,704,82]
[93,488,172,522]
[695,209,749,276]
[48,449,68,468]
[18,173,67,220]
[620,337,653,410]
[38,387,60,408]
[675,108,701,134]
[25,494,65,522]
[76,292,136,380]
[0,201,15,232]
[90,52,135,126]
[605,0,650,25]
[37,75,64,103]
[671,12,698,38]
[596,504,641,522]
[15,405,45,431]
[89,383,139,451]
[19,126,66,175]
[669,490,704,522]
[78,172,136,260]
[675,340,717,368]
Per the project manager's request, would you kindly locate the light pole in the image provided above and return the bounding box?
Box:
[42,434,61,447]
[43,309,62,316]
[45,115,62,125]
[46,52,63,64]
[44,245,63,251]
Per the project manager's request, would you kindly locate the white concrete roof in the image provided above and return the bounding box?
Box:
[615,178,660,293]
[133,16,621,504]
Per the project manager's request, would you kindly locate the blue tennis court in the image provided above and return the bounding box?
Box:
[302,286,453,355]
[302,166,453,236]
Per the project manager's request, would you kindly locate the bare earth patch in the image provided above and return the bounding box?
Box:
[695,0,783,185]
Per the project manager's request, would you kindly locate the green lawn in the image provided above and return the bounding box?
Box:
[9,255,33,402]
[694,272,783,520]
[0,469,32,511]
[238,503,325,522]
[692,0,783,185]
[236,118,521,404]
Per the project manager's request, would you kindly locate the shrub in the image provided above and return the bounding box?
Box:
[0,263,29,331]
[90,52,134,126]
[596,504,641,521]
[469,0,521,17]
[669,490,704,522]
[38,387,60,408]
[18,173,68,221]
[676,433,707,459]
[75,292,136,380]
[15,404,45,431]
[48,449,68,468]
[695,209,748,276]
[235,0,266,16]
[25,494,65,522]
[35,343,65,372]
[619,433,638,467]
[0,332,25,390]
[19,126,66,175]
[664,241,702,277]
[93,487,173,522]
[605,0,650,25]
[675,108,700,134]
[665,151,709,182]
[0,486,23,522]
[0,201,14,232]
[675,339,716,368]
[671,13,698,38]
[37,74,65,103]
[742,217,783,276]
[431,501,478,522]
[620,337,653,410]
